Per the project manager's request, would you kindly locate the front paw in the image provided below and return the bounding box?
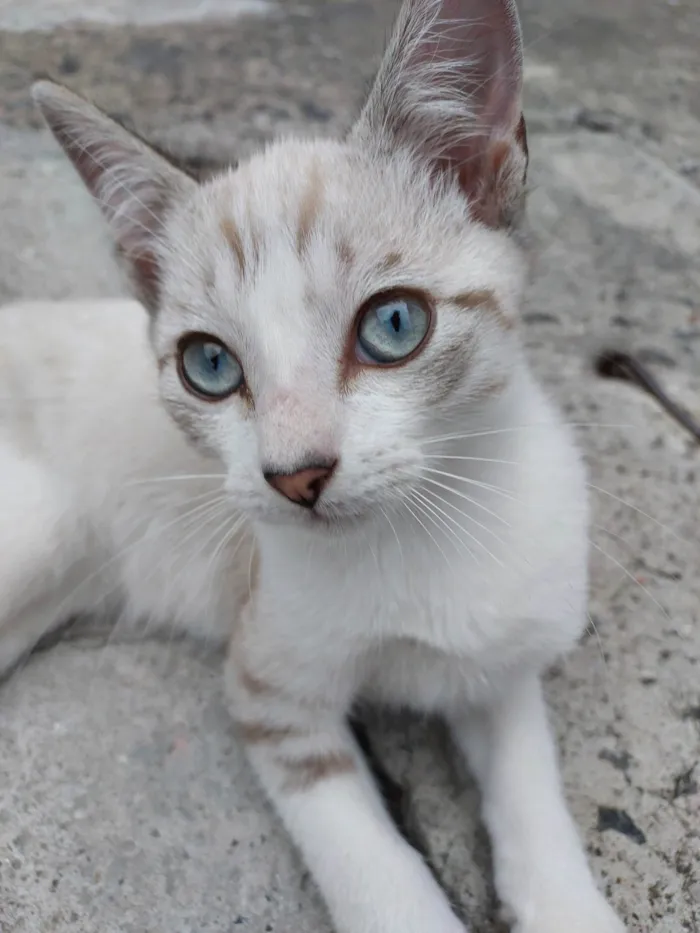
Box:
[509,890,625,933]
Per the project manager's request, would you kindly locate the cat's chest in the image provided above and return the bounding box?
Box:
[270,540,513,652]
[255,506,583,681]
[357,588,555,709]
[360,635,504,710]
[254,526,582,709]
[369,565,526,663]
[367,533,517,637]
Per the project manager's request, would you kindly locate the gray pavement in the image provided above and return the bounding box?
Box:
[0,1,698,931]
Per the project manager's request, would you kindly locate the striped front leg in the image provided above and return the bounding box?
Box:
[225,650,467,933]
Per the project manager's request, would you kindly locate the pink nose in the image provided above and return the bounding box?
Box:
[264,461,337,508]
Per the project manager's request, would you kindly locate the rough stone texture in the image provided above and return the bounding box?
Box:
[0,642,328,933]
[0,1,699,932]
[0,0,274,32]
[0,126,125,304]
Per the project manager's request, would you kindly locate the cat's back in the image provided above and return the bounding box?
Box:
[0,298,151,400]
[0,299,184,484]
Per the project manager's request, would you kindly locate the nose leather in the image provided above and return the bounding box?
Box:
[264,462,336,508]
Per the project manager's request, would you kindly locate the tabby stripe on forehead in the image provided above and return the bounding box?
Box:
[221,216,246,277]
[278,751,356,792]
[450,289,514,331]
[296,161,324,256]
[379,250,402,273]
[336,237,355,270]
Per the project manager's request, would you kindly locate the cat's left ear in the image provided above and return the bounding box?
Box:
[353,0,528,229]
[32,80,197,312]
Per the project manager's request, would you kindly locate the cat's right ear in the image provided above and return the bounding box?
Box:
[32,80,197,312]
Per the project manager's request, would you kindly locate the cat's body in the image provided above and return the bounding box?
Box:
[0,299,249,674]
[0,0,627,930]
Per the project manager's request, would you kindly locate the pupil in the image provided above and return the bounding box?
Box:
[390,308,402,333]
[207,347,220,371]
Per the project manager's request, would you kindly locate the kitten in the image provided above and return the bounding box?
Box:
[0,0,626,930]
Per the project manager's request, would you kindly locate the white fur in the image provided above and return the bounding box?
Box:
[2,1,627,931]
[0,299,251,673]
[0,297,623,933]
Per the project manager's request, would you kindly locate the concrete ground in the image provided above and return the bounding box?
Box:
[0,0,699,931]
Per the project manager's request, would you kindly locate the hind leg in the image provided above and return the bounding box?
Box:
[0,453,77,678]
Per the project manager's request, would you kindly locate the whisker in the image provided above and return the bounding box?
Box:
[403,493,455,570]
[364,529,380,576]
[422,454,518,466]
[589,541,670,622]
[591,522,684,583]
[419,466,517,502]
[125,473,227,488]
[585,611,610,679]
[590,523,640,554]
[207,521,253,603]
[303,531,315,581]
[405,468,514,524]
[420,423,634,445]
[51,490,229,623]
[183,500,246,572]
[84,494,224,683]
[409,488,479,563]
[412,483,508,547]
[208,514,248,571]
[152,496,234,562]
[87,498,232,661]
[247,545,257,596]
[412,485,502,567]
[380,504,405,569]
[586,483,686,544]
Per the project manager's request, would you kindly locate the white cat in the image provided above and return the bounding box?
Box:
[0,0,626,930]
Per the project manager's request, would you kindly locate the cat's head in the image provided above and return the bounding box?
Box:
[34,0,528,529]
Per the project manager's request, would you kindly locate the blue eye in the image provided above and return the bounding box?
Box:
[356,293,431,364]
[179,336,244,399]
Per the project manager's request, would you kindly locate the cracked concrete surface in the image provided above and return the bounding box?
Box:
[0,1,698,931]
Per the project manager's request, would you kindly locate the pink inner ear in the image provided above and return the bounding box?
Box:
[61,131,169,306]
[410,0,527,226]
[415,0,523,137]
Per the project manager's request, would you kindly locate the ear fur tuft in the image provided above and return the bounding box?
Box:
[354,0,528,229]
[33,80,197,311]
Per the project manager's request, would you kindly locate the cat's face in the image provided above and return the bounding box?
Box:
[34,0,528,528]
[153,139,524,526]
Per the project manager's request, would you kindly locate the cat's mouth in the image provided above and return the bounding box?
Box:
[250,498,370,533]
[289,504,365,531]
[236,482,386,530]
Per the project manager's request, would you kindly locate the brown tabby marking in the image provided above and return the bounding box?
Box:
[427,339,474,404]
[236,720,307,744]
[380,250,403,273]
[336,237,356,270]
[278,751,356,791]
[221,216,246,277]
[239,664,277,698]
[476,378,509,398]
[297,162,324,256]
[450,289,514,331]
